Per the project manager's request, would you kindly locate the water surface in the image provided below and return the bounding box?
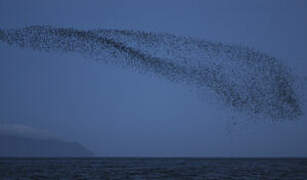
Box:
[1,158,306,179]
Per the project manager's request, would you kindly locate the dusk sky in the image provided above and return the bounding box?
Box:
[0,0,307,157]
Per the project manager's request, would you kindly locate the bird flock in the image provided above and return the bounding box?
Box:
[0,25,303,120]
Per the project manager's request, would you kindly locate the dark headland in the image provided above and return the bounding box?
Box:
[0,134,94,157]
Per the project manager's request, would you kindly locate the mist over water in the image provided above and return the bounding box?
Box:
[0,25,303,120]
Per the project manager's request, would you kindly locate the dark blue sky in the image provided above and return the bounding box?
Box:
[0,0,306,157]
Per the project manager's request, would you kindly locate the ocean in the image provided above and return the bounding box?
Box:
[0,158,306,179]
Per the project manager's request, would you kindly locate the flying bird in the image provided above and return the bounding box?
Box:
[0,25,302,120]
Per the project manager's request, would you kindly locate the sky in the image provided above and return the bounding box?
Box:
[0,0,307,157]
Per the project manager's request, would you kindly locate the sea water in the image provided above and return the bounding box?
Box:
[0,158,306,179]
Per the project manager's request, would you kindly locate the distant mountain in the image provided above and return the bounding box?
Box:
[0,134,94,157]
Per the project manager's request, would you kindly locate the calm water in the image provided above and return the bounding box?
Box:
[0,158,306,179]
